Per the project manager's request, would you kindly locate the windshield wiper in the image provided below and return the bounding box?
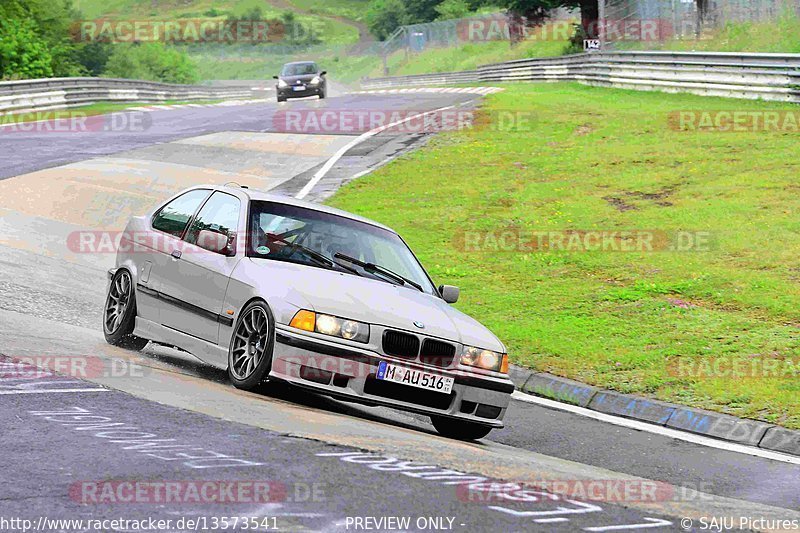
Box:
[266,234,335,269]
[333,253,424,292]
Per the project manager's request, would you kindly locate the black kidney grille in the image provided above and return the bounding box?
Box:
[382,330,420,359]
[420,338,456,367]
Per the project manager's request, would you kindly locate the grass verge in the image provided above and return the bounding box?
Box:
[326,82,800,429]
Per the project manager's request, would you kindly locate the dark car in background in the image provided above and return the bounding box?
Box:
[274,61,327,102]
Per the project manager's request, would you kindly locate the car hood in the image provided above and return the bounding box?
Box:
[280,74,318,84]
[250,259,504,352]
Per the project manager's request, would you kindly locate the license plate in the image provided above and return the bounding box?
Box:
[376,361,454,394]
[292,85,306,91]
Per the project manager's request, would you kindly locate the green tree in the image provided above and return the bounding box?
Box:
[3,0,86,76]
[367,0,409,39]
[435,0,472,20]
[75,41,113,76]
[103,42,199,84]
[497,0,599,43]
[0,17,54,79]
[404,0,445,23]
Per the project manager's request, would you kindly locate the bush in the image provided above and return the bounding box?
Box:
[0,17,54,79]
[103,42,199,84]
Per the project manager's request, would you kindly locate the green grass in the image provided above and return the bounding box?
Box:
[191,33,570,83]
[326,82,800,429]
[386,37,568,77]
[72,0,360,45]
[286,0,371,23]
[189,43,383,82]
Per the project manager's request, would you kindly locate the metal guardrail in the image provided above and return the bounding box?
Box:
[361,51,800,103]
[0,77,261,114]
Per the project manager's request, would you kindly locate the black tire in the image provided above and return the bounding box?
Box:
[318,90,326,99]
[228,300,275,391]
[430,416,493,441]
[277,95,286,103]
[103,269,149,350]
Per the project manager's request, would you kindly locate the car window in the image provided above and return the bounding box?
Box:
[184,192,241,247]
[281,63,317,76]
[152,189,210,237]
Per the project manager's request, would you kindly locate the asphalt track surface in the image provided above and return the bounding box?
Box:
[0,91,798,533]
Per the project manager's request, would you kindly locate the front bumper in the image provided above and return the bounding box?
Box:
[277,85,323,98]
[269,326,514,427]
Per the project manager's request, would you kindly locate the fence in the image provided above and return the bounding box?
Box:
[602,0,800,45]
[361,51,800,103]
[0,78,260,115]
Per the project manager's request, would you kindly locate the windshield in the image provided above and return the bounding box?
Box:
[248,201,437,294]
[281,63,318,76]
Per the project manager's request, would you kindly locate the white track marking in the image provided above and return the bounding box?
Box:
[511,391,800,465]
[0,388,109,395]
[584,517,673,531]
[294,104,456,200]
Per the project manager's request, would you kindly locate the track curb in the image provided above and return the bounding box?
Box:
[509,365,800,457]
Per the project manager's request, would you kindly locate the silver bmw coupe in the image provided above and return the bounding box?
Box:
[104,184,514,439]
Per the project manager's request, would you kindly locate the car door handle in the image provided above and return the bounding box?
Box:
[171,249,182,259]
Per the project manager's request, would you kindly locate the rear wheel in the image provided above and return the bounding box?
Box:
[228,300,275,391]
[430,416,493,441]
[103,269,148,350]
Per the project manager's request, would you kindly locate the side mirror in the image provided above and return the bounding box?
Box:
[439,285,460,304]
[197,230,234,256]
[273,75,279,79]
[320,71,327,76]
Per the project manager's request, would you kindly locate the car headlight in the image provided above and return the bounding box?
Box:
[290,310,369,343]
[310,76,321,85]
[277,78,288,88]
[460,346,508,373]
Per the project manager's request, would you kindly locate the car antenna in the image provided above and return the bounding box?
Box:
[224,181,249,189]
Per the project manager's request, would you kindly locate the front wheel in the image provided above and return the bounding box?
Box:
[228,300,275,391]
[277,95,286,103]
[430,416,493,441]
[103,269,148,350]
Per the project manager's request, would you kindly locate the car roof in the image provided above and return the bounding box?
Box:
[210,184,395,233]
[283,61,317,66]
